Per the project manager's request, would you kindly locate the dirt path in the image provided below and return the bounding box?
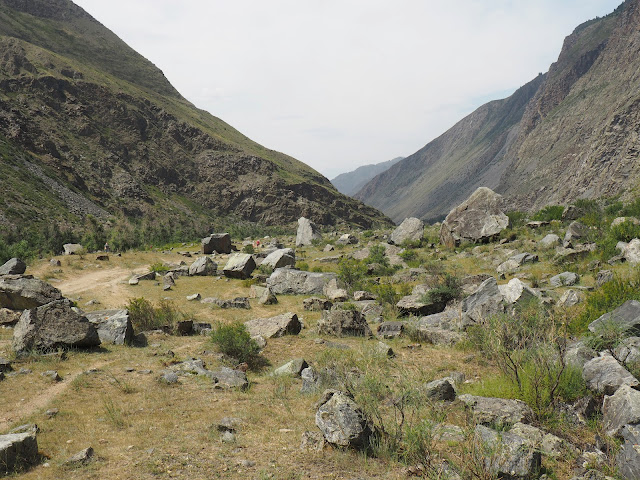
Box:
[55,267,136,298]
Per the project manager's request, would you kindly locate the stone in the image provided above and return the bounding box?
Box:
[564,341,597,369]
[588,300,640,336]
[201,233,232,254]
[261,248,296,270]
[267,268,337,295]
[300,431,326,451]
[193,322,212,335]
[558,289,584,308]
[63,243,83,255]
[460,277,504,327]
[353,291,375,301]
[258,287,278,305]
[624,239,640,264]
[596,269,614,287]
[424,378,456,401]
[549,272,580,288]
[323,244,335,252]
[563,221,588,248]
[498,278,538,305]
[509,423,571,458]
[497,253,538,274]
[615,337,640,365]
[84,309,133,345]
[159,371,179,384]
[13,300,100,355]
[315,390,373,449]
[66,447,94,465]
[323,278,349,302]
[396,294,446,317]
[303,297,333,311]
[186,293,201,301]
[0,308,21,326]
[317,309,372,337]
[390,217,424,245]
[418,327,466,346]
[602,385,640,437]
[439,187,509,247]
[176,320,193,335]
[244,312,301,338]
[41,370,61,381]
[336,233,358,245]
[222,253,256,279]
[617,424,640,479]
[374,341,394,357]
[539,234,561,248]
[0,258,26,276]
[0,358,12,373]
[474,425,540,479]
[0,432,38,474]
[274,358,309,377]
[612,217,640,227]
[188,256,218,276]
[215,417,242,433]
[582,354,639,395]
[49,259,61,267]
[377,321,404,339]
[202,297,251,309]
[0,276,63,310]
[296,217,321,247]
[301,366,320,394]
[209,367,248,390]
[458,394,533,427]
[128,277,139,286]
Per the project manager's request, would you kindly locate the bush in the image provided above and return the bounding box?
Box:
[532,205,564,222]
[149,262,170,274]
[337,257,368,292]
[296,261,309,271]
[507,210,528,228]
[126,297,183,331]
[210,322,262,367]
[420,273,461,306]
[242,244,255,254]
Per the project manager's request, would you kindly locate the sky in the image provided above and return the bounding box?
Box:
[73,0,623,179]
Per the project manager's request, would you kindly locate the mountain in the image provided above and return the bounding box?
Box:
[0,0,391,245]
[331,157,404,196]
[356,1,635,223]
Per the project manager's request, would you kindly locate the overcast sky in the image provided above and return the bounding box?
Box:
[74,0,622,179]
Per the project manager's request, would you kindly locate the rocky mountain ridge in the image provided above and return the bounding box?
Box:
[330,157,404,196]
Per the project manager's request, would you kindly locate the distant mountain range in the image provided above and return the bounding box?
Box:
[331,157,404,196]
[356,1,636,223]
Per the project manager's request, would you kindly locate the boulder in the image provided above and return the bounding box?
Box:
[390,217,424,245]
[301,366,320,394]
[564,341,597,369]
[317,309,372,337]
[460,277,504,327]
[267,268,337,295]
[624,239,640,264]
[65,447,94,465]
[588,300,640,336]
[336,234,358,245]
[244,312,301,338]
[549,272,580,288]
[261,248,295,270]
[558,289,584,308]
[497,253,539,274]
[323,278,349,302]
[202,297,251,309]
[201,233,231,254]
[439,187,509,247]
[353,291,375,301]
[0,258,26,276]
[222,253,256,279]
[63,243,83,255]
[424,378,456,401]
[563,221,588,248]
[315,390,373,449]
[602,385,640,437]
[596,269,614,287]
[258,287,278,305]
[582,354,639,395]
[458,394,533,427]
[499,278,538,305]
[296,217,321,247]
[0,308,22,326]
[617,424,640,479]
[84,309,133,345]
[509,423,572,458]
[188,256,218,276]
[303,297,333,311]
[615,337,640,365]
[377,321,404,339]
[274,358,309,377]
[396,294,446,317]
[0,432,38,474]
[539,234,561,248]
[209,367,248,390]
[0,276,63,310]
[13,300,101,355]
[474,425,541,480]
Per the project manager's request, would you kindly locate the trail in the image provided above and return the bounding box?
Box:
[55,266,136,298]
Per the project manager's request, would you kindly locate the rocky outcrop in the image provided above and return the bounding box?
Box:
[267,268,337,295]
[201,234,231,255]
[474,425,541,480]
[458,394,533,427]
[389,217,424,245]
[296,217,322,246]
[84,309,133,345]
[0,275,63,310]
[583,354,639,395]
[315,390,373,449]
[244,313,301,338]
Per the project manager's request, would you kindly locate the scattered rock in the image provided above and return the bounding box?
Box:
[0,258,26,276]
[374,341,394,357]
[65,447,94,465]
[474,425,540,480]
[258,287,278,305]
[539,234,561,248]
[337,233,358,245]
[353,291,375,301]
[563,221,589,248]
[0,275,63,310]
[460,277,504,327]
[186,293,201,301]
[564,341,597,369]
[458,394,533,427]
[396,293,445,317]
[244,312,301,338]
[596,269,614,287]
[41,370,61,381]
[201,233,231,254]
[303,297,333,311]
[301,366,320,394]
[267,268,337,295]
[602,385,640,437]
[377,321,404,339]
[202,297,251,309]
[84,309,133,345]
[63,243,83,255]
[550,272,580,288]
[390,217,424,245]
[499,278,538,305]
[0,431,38,474]
[617,424,640,479]
[315,390,373,449]
[623,239,640,264]
[424,378,456,401]
[589,300,640,337]
[582,354,639,395]
[296,217,321,247]
[317,309,372,337]
[261,248,296,270]
[222,253,256,279]
[188,256,218,276]
[159,371,179,384]
[323,278,349,302]
[274,358,309,377]
[0,308,22,326]
[558,289,584,308]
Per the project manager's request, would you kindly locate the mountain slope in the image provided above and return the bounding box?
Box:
[0,0,391,243]
[356,1,635,223]
[331,157,404,196]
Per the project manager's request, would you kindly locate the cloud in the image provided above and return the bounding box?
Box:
[74,0,623,178]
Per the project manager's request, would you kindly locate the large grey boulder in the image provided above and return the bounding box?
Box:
[396,294,446,317]
[317,309,372,337]
[336,233,358,245]
[564,341,597,369]
[498,278,538,305]
[549,272,580,288]
[424,378,456,401]
[539,234,561,248]
[201,233,232,254]
[303,297,333,311]
[617,424,640,479]
[323,278,348,302]
[0,432,38,474]
[222,253,256,279]
[589,300,640,336]
[439,187,509,248]
[261,248,296,270]
[244,312,301,338]
[390,217,424,245]
[582,354,639,395]
[315,390,373,449]
[497,253,538,275]
[602,385,640,437]
[474,425,541,480]
[188,256,218,276]
[623,239,640,265]
[564,221,589,248]
[13,300,100,355]
[267,268,336,295]
[296,217,321,247]
[460,277,504,327]
[84,309,133,345]
[63,243,83,255]
[458,394,533,427]
[0,276,63,310]
[0,258,26,276]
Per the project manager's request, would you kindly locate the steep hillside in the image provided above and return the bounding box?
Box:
[0,0,391,245]
[331,157,404,196]
[356,1,635,223]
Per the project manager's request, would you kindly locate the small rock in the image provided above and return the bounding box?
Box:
[41,370,62,382]
[65,447,94,465]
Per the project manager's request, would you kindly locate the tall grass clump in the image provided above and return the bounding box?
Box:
[210,322,263,368]
[126,297,184,331]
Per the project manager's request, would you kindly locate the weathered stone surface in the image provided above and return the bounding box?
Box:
[475,425,540,479]
[615,337,640,365]
[550,272,580,288]
[0,258,26,276]
[84,309,133,345]
[188,256,217,276]
[63,243,83,255]
[589,300,640,336]
[458,394,533,427]
[201,233,231,254]
[317,309,372,337]
[499,278,538,305]
[377,321,404,338]
[244,312,301,338]
[424,378,456,401]
[539,234,561,248]
[301,366,320,394]
[315,390,373,449]
[558,289,584,308]
[375,341,394,357]
[65,447,94,465]
[603,385,640,437]
[267,268,336,295]
[396,294,445,317]
[624,239,640,265]
[223,253,256,279]
[258,287,278,305]
[461,277,504,327]
[390,217,424,245]
[274,358,308,377]
[323,278,348,302]
[303,297,333,311]
[596,269,614,287]
[296,217,321,247]
[0,276,63,310]
[300,431,326,451]
[0,432,38,474]
[202,297,251,309]
[509,423,572,458]
[497,253,538,274]
[564,221,589,248]
[353,291,375,301]
[0,308,21,326]
[261,248,295,270]
[209,367,248,390]
[439,187,509,247]
[336,233,358,245]
[583,354,639,395]
[617,424,640,479]
[13,300,100,355]
[564,341,597,369]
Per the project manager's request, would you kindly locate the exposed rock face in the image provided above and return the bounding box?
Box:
[583,354,639,395]
[617,424,640,479]
[389,217,424,245]
[589,300,640,335]
[460,277,504,327]
[222,253,256,279]
[0,258,26,276]
[202,234,231,255]
[0,275,63,310]
[261,248,295,270]
[296,217,321,247]
[84,309,133,345]
[0,431,38,474]
[317,310,372,337]
[396,294,446,317]
[244,312,301,338]
[13,300,100,355]
[474,425,541,480]
[439,188,509,248]
[267,268,337,295]
[188,256,217,276]
[63,243,83,255]
[458,394,533,427]
[315,390,373,449]
[602,385,640,437]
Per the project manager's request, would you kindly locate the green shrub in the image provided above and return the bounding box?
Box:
[257,264,274,275]
[312,266,323,273]
[242,244,255,254]
[126,297,182,332]
[296,262,309,271]
[373,283,400,306]
[532,205,564,222]
[507,210,528,228]
[366,244,388,266]
[149,262,170,274]
[337,257,368,292]
[420,273,461,306]
[210,322,262,367]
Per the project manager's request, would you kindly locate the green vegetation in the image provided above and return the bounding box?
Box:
[532,205,564,222]
[126,297,186,332]
[210,322,262,368]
